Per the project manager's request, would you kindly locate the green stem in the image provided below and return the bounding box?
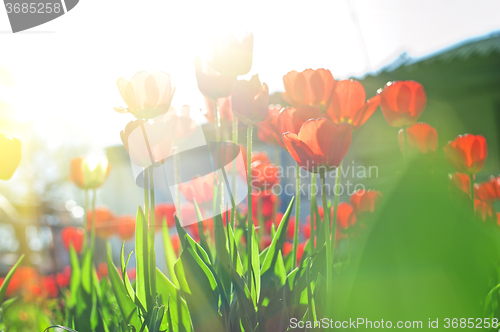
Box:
[90,189,96,252]
[272,145,280,227]
[331,162,342,262]
[320,170,332,315]
[143,168,152,309]
[403,127,408,163]
[246,125,253,283]
[292,164,301,266]
[83,189,89,251]
[149,167,157,300]
[470,174,475,214]
[310,173,316,249]
[231,115,238,229]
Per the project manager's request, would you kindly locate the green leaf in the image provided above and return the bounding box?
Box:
[106,243,142,329]
[227,222,244,275]
[261,197,295,275]
[175,216,211,267]
[274,251,286,290]
[230,267,258,332]
[174,246,222,331]
[156,268,191,332]
[135,206,151,310]
[213,210,231,300]
[193,200,213,263]
[250,222,260,307]
[120,243,138,311]
[0,254,24,304]
[162,218,179,287]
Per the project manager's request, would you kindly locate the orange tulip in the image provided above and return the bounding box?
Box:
[194,57,236,100]
[276,106,321,149]
[204,96,233,124]
[115,71,175,120]
[257,105,282,145]
[336,202,357,230]
[210,30,253,77]
[179,173,216,206]
[283,118,352,173]
[117,215,136,240]
[398,122,438,155]
[378,80,426,127]
[61,227,85,253]
[327,79,380,129]
[120,119,175,168]
[87,207,115,238]
[251,152,280,191]
[231,75,269,125]
[474,176,499,202]
[155,203,177,229]
[70,156,111,190]
[0,134,21,180]
[350,189,383,220]
[448,172,471,197]
[252,190,279,221]
[474,199,494,222]
[443,134,487,174]
[282,69,334,111]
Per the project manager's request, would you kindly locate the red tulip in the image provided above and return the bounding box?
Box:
[0,134,22,181]
[120,119,175,168]
[61,227,85,253]
[448,172,471,196]
[378,80,426,127]
[336,202,356,230]
[474,199,494,222]
[87,207,115,238]
[282,69,335,111]
[115,71,175,120]
[117,215,136,240]
[259,235,272,250]
[276,106,322,149]
[474,177,499,202]
[155,203,177,229]
[194,57,236,100]
[127,268,137,280]
[296,242,306,265]
[283,242,293,256]
[443,134,487,174]
[204,96,234,124]
[257,105,282,145]
[210,30,253,77]
[251,153,280,191]
[70,156,111,190]
[231,75,269,125]
[327,79,380,129]
[252,190,279,220]
[350,189,383,219]
[179,173,216,206]
[283,118,352,173]
[398,122,438,155]
[97,263,108,280]
[171,234,181,255]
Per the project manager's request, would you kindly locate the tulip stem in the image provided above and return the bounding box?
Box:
[331,162,342,261]
[90,189,97,252]
[470,174,475,214]
[232,115,238,229]
[273,145,280,230]
[246,125,253,283]
[310,173,316,249]
[320,170,332,315]
[83,189,89,252]
[292,164,301,267]
[149,167,157,300]
[403,127,408,163]
[143,168,151,309]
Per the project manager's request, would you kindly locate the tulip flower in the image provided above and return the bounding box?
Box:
[0,134,21,180]
[283,118,352,173]
[194,58,236,100]
[350,189,383,220]
[257,105,282,145]
[120,119,175,168]
[251,152,280,192]
[276,106,321,149]
[336,202,356,231]
[70,156,111,190]
[448,172,471,197]
[474,176,499,202]
[252,190,279,221]
[115,71,175,120]
[210,30,253,77]
[474,199,494,222]
[155,203,177,229]
[327,79,380,130]
[61,227,85,253]
[156,105,196,144]
[378,80,427,127]
[283,69,335,111]
[116,215,136,240]
[231,75,269,125]
[443,134,488,175]
[204,96,233,123]
[398,122,438,156]
[87,207,115,238]
[179,173,216,206]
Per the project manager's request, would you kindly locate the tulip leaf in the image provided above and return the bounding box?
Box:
[135,206,151,310]
[213,209,231,300]
[274,251,286,290]
[227,222,244,275]
[193,200,213,263]
[106,244,141,329]
[250,222,260,306]
[175,216,211,267]
[230,266,258,332]
[156,268,191,332]
[161,218,179,287]
[0,254,24,304]
[120,243,137,308]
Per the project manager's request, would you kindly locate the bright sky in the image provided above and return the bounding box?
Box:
[0,0,499,149]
